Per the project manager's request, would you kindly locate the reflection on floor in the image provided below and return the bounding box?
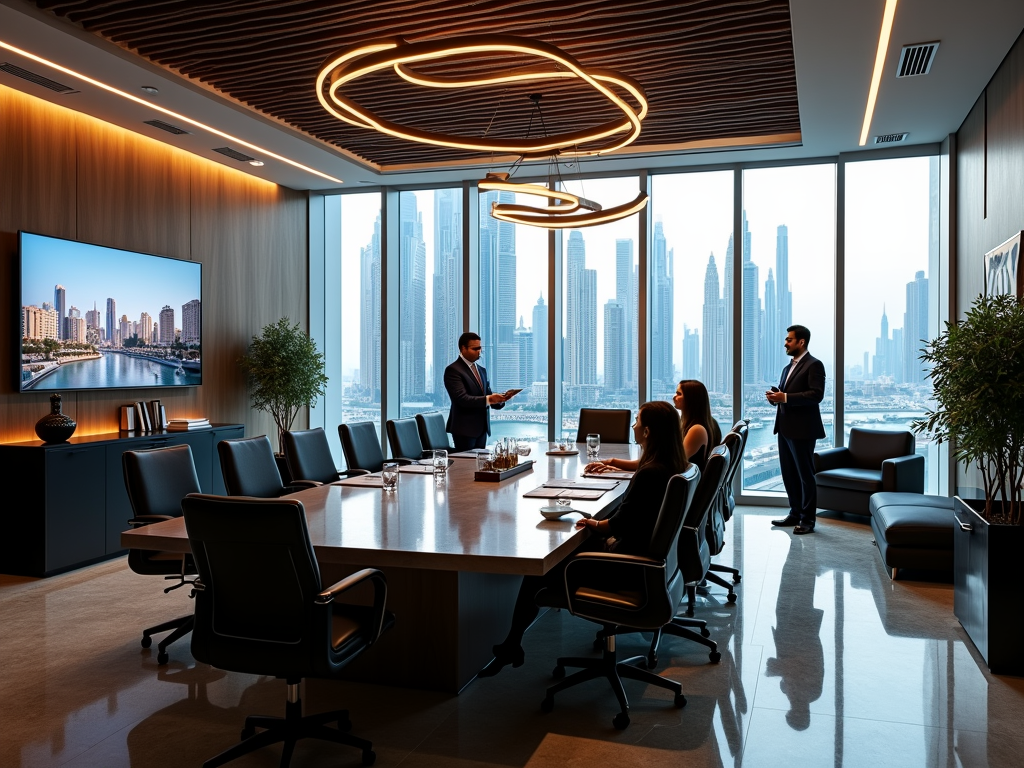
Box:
[4,506,1024,768]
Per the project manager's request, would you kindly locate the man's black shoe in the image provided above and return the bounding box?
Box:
[771,516,800,527]
[793,524,815,535]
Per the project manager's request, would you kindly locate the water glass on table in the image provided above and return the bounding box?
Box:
[432,449,448,483]
[382,462,400,493]
[586,433,601,458]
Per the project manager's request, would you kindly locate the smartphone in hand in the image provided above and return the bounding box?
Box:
[504,388,523,398]
[770,386,780,392]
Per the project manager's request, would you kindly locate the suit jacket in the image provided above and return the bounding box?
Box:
[773,352,826,440]
[444,358,504,439]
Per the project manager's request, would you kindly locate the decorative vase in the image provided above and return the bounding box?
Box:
[35,393,77,443]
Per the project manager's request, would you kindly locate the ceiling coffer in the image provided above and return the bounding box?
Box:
[896,42,939,77]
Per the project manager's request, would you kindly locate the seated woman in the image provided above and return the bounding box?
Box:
[586,379,720,474]
[479,400,688,677]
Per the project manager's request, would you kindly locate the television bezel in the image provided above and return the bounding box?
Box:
[15,230,203,394]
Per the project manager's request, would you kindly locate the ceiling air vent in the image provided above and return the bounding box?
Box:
[896,42,939,77]
[144,119,190,135]
[874,133,909,145]
[213,146,256,162]
[0,62,78,93]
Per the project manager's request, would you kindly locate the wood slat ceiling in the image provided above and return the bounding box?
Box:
[34,0,800,170]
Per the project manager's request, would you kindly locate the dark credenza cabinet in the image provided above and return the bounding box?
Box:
[0,424,243,577]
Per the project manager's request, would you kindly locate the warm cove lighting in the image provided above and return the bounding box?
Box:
[479,174,648,229]
[859,0,899,146]
[0,38,342,184]
[316,35,648,156]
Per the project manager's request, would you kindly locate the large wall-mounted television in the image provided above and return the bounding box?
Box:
[16,231,202,393]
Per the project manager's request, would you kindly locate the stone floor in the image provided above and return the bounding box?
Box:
[3,506,1023,767]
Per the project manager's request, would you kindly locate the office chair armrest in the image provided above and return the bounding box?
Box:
[813,446,850,473]
[882,454,925,493]
[283,480,322,492]
[337,468,371,478]
[316,567,389,644]
[564,552,664,596]
[128,514,175,528]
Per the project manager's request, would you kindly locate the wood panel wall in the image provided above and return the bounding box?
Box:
[956,30,1024,315]
[0,83,307,444]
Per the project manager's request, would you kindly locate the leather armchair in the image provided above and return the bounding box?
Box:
[575,408,632,444]
[415,411,453,451]
[218,435,319,497]
[537,464,700,729]
[814,428,924,516]
[282,428,370,484]
[386,417,427,461]
[122,444,202,665]
[339,421,410,473]
[182,493,394,767]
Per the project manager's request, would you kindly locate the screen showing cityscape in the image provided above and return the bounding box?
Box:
[17,232,202,392]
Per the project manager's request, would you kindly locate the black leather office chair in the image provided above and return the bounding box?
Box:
[537,464,700,729]
[218,435,320,497]
[386,417,427,461]
[575,408,632,444]
[646,445,731,667]
[182,494,394,767]
[814,428,924,515]
[416,411,453,451]
[703,421,748,595]
[283,427,370,483]
[122,444,202,665]
[339,421,410,473]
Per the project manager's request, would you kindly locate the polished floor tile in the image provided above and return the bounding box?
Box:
[4,506,1024,767]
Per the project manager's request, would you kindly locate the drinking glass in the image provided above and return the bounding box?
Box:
[476,450,494,472]
[517,441,532,458]
[586,433,601,458]
[382,462,400,493]
[432,449,448,483]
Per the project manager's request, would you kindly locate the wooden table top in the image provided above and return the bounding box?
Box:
[121,442,638,576]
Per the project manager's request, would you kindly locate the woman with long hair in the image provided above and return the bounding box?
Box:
[480,400,688,676]
[587,379,720,474]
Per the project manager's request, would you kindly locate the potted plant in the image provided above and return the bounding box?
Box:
[913,293,1024,674]
[238,318,328,455]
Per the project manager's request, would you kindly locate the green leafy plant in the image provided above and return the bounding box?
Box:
[238,318,328,451]
[913,294,1024,523]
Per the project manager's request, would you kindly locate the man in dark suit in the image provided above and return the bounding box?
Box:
[766,324,826,534]
[444,332,513,450]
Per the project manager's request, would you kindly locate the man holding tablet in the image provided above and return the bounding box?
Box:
[444,332,520,450]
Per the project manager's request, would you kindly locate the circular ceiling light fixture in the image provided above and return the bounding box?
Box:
[315,35,647,156]
[480,173,648,229]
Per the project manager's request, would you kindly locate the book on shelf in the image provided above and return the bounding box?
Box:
[148,400,164,430]
[134,401,151,432]
[167,417,210,431]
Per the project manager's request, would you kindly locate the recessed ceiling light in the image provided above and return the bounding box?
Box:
[249,160,264,166]
[140,85,159,94]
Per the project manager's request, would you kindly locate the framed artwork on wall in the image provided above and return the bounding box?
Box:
[984,231,1022,297]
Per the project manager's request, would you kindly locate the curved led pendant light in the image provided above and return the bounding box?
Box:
[479,173,648,229]
[315,35,647,156]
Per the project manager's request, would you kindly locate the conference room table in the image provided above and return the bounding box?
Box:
[121,441,639,692]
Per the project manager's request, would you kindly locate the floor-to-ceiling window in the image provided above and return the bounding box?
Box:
[398,188,463,420]
[650,170,735,433]
[741,165,837,493]
[478,185,549,439]
[339,192,383,443]
[558,177,642,440]
[845,156,942,492]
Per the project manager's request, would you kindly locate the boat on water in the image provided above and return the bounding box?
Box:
[174,361,185,376]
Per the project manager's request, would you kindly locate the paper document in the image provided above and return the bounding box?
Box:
[335,474,384,487]
[582,470,634,480]
[543,478,619,490]
[523,486,606,501]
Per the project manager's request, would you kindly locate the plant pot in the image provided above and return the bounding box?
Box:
[953,497,1024,675]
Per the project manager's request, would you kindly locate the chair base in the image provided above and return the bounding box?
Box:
[700,571,738,603]
[140,614,193,665]
[204,691,375,768]
[648,619,721,666]
[542,634,685,730]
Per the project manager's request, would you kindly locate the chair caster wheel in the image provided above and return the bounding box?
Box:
[541,696,554,713]
[613,712,630,729]
[362,748,376,766]
[241,727,255,740]
[727,592,737,603]
[700,627,710,638]
[646,653,658,669]
[733,575,742,584]
[552,665,565,680]
[674,693,687,708]
[157,651,169,665]
[141,635,152,649]
[709,651,721,663]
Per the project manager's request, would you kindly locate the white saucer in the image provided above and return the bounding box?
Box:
[545,449,579,456]
[539,505,576,519]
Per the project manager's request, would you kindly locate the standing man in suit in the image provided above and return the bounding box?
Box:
[766,324,826,534]
[444,332,515,450]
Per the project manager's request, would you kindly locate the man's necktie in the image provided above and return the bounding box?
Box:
[471,363,483,391]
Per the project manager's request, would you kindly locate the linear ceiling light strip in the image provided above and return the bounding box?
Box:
[859,0,899,146]
[0,39,342,183]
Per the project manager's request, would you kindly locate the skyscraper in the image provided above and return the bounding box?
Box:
[159,305,175,344]
[701,253,727,393]
[64,306,84,343]
[399,192,426,402]
[181,299,201,345]
[615,239,635,385]
[903,270,929,384]
[532,293,547,382]
[650,222,673,383]
[140,312,153,344]
[515,316,533,388]
[478,189,515,371]
[776,224,792,336]
[682,325,700,380]
[432,188,462,406]
[603,300,625,390]
[741,255,760,386]
[54,285,66,341]
[762,267,777,381]
[566,231,597,386]
[106,298,116,345]
[360,213,382,398]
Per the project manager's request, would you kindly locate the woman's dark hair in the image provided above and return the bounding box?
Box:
[637,400,687,473]
[677,379,721,447]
